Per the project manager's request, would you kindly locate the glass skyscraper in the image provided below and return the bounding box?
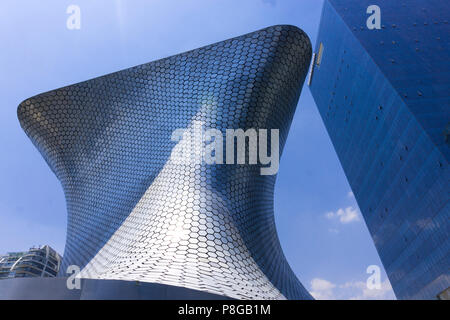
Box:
[309,0,449,299]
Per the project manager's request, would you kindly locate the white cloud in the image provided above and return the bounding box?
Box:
[343,280,394,300]
[310,278,336,300]
[310,278,395,300]
[325,211,335,219]
[347,191,354,198]
[325,206,360,224]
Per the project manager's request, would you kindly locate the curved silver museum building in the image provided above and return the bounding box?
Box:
[16,25,312,300]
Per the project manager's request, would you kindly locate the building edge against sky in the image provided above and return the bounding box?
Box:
[309,0,449,299]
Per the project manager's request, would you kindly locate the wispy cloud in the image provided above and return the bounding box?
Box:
[310,278,336,299]
[347,191,354,198]
[342,280,394,300]
[310,278,395,300]
[326,206,360,224]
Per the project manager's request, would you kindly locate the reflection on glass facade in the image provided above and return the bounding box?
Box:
[0,245,61,279]
[309,0,449,299]
[18,26,313,300]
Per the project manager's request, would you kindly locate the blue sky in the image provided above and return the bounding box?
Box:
[0,0,395,299]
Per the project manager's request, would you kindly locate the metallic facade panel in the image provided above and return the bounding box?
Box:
[18,25,313,300]
[310,0,449,299]
[0,277,232,300]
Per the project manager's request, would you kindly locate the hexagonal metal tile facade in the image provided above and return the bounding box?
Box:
[18,25,312,300]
